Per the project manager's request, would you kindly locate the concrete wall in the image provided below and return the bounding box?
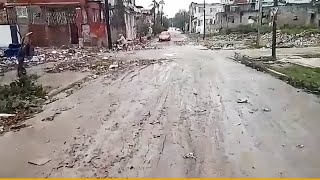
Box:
[215,10,258,29]
[274,5,319,27]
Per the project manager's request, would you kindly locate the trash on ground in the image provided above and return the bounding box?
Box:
[237,98,248,103]
[184,152,196,159]
[263,108,271,112]
[296,144,305,148]
[28,157,51,166]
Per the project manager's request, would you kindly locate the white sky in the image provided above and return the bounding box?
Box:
[135,0,220,18]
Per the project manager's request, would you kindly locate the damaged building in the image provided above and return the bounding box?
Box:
[189,0,320,33]
[1,0,107,47]
[109,0,139,42]
[263,4,320,27]
[214,2,258,30]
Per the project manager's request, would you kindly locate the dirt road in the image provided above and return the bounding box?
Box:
[1,32,320,177]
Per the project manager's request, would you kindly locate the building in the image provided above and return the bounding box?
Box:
[189,2,224,34]
[263,4,320,27]
[1,0,108,47]
[214,2,257,30]
[109,0,140,42]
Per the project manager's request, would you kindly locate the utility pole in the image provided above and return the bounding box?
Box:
[183,11,186,32]
[203,0,206,40]
[271,0,278,59]
[256,0,263,46]
[153,0,156,35]
[104,0,112,49]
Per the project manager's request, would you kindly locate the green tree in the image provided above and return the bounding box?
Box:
[172,10,190,32]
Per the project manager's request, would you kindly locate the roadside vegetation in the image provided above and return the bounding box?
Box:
[233,53,320,95]
[271,65,320,94]
[0,75,47,133]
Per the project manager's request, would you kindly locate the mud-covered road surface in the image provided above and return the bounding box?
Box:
[1,32,320,178]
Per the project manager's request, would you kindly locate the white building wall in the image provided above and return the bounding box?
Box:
[190,3,224,34]
[0,25,12,48]
[285,0,311,3]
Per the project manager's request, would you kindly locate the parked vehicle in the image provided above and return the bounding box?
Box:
[159,31,171,42]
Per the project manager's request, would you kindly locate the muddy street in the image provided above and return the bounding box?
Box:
[1,32,320,178]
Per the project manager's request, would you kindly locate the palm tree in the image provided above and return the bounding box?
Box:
[159,0,165,25]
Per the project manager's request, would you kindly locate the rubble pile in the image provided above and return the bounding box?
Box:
[261,31,320,48]
[200,33,256,50]
[199,30,320,50]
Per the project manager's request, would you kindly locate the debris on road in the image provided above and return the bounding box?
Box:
[237,98,248,103]
[184,152,196,159]
[195,30,320,50]
[0,113,15,117]
[109,62,119,69]
[263,108,272,112]
[41,111,60,122]
[249,109,258,114]
[296,144,305,148]
[28,157,51,166]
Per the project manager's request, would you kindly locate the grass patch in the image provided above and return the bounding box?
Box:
[298,54,320,59]
[271,65,320,94]
[280,25,320,35]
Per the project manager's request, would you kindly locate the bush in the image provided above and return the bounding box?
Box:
[0,75,46,113]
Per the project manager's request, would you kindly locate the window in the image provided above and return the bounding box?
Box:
[93,9,99,22]
[210,8,216,13]
[228,16,235,23]
[198,20,201,26]
[16,6,28,18]
[210,19,213,24]
[198,7,204,13]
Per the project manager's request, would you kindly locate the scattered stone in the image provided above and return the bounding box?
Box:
[109,62,119,69]
[184,152,196,159]
[296,144,305,148]
[28,157,51,166]
[237,98,248,103]
[263,108,271,112]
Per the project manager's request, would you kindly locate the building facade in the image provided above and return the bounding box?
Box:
[109,0,139,42]
[189,2,224,34]
[2,0,107,47]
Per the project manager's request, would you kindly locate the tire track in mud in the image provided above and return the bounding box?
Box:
[46,60,175,178]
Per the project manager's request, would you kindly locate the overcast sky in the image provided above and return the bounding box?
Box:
[135,0,220,18]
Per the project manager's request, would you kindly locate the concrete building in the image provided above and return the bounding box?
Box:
[109,0,139,42]
[214,2,257,30]
[189,2,224,34]
[263,4,320,27]
[2,0,108,47]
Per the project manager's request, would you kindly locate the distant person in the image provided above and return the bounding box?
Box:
[17,32,34,78]
[147,26,153,40]
[117,34,127,50]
